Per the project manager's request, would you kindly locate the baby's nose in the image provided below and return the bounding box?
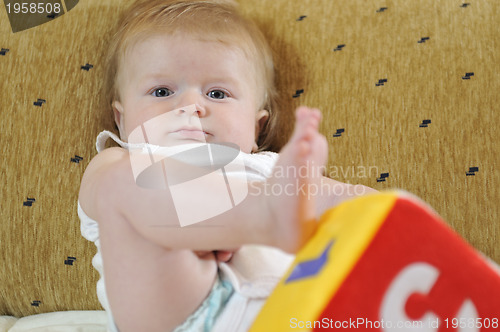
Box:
[174,104,205,117]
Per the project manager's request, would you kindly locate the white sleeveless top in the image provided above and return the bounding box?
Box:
[79,131,294,332]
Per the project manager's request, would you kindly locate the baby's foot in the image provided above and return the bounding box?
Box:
[267,107,328,253]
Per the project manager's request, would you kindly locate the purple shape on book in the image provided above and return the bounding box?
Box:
[285,240,334,283]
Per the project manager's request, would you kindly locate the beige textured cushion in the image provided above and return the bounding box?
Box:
[1,0,498,317]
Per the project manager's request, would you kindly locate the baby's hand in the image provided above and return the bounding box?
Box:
[194,249,239,263]
[214,249,238,263]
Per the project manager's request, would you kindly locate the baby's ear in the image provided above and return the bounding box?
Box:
[255,109,270,135]
[112,100,125,139]
[252,109,269,153]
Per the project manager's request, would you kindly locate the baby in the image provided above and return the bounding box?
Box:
[78,1,376,331]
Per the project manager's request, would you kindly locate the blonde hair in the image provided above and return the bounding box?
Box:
[103,0,278,151]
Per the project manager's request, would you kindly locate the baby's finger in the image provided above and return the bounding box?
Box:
[214,250,234,262]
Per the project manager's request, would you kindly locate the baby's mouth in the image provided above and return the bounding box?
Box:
[172,127,210,140]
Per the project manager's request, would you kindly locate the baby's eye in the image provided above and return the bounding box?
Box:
[152,88,173,97]
[207,90,227,100]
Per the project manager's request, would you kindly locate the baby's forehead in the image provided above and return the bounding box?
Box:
[122,31,253,59]
[117,32,263,81]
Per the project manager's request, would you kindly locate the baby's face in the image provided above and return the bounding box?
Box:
[113,34,268,153]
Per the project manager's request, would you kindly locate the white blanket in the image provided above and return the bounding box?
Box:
[0,311,106,332]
